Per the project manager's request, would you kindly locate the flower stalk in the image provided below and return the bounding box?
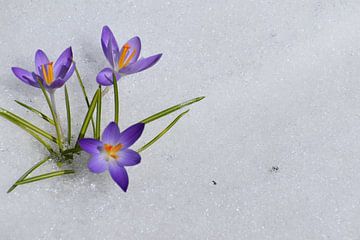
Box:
[113,73,119,124]
[49,91,64,143]
[38,80,64,152]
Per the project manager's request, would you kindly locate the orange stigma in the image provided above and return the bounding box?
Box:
[41,62,54,85]
[118,44,136,69]
[104,143,123,159]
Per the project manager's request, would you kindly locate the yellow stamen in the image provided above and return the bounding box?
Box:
[104,144,112,152]
[123,49,136,68]
[112,144,123,152]
[48,63,54,83]
[41,65,48,83]
[104,143,123,160]
[41,62,54,85]
[118,44,131,69]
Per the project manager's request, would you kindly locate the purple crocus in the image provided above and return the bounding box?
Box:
[96,25,162,86]
[79,121,145,192]
[11,47,75,91]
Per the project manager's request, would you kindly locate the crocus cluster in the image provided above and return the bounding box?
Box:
[10,26,162,192]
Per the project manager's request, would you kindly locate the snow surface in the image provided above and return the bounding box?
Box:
[1,0,360,239]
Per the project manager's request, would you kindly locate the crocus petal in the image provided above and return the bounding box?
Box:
[48,79,66,89]
[118,36,141,65]
[54,47,73,78]
[60,62,75,82]
[11,67,39,88]
[79,138,103,154]
[120,53,162,75]
[35,49,49,74]
[118,149,141,166]
[88,153,108,173]
[96,68,120,86]
[101,26,119,67]
[109,162,129,192]
[102,122,121,145]
[118,123,145,148]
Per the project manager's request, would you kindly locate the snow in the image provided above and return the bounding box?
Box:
[1,0,360,239]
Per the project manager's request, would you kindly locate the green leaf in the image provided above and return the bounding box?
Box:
[61,147,81,155]
[137,110,190,153]
[0,107,57,143]
[141,96,205,124]
[17,124,53,154]
[7,156,51,193]
[75,89,100,148]
[113,73,119,124]
[64,85,71,145]
[95,85,102,140]
[75,66,96,135]
[15,100,55,125]
[15,170,75,185]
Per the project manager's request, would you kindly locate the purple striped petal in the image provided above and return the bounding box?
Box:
[11,67,40,88]
[48,79,66,89]
[101,26,119,67]
[96,68,120,86]
[117,36,141,66]
[35,49,49,74]
[109,162,129,192]
[88,153,108,173]
[60,62,75,82]
[126,36,141,62]
[118,149,141,166]
[102,122,121,145]
[54,47,73,78]
[79,138,103,154]
[120,53,162,75]
[118,123,145,148]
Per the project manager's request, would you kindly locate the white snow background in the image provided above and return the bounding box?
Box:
[1,0,360,239]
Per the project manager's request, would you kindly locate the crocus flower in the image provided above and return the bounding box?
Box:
[96,25,162,86]
[79,121,145,192]
[11,47,75,91]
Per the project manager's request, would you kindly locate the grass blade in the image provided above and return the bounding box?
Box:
[75,66,96,135]
[113,73,119,124]
[15,100,54,125]
[76,89,100,147]
[95,85,102,140]
[15,170,75,185]
[137,110,190,153]
[16,124,53,153]
[141,96,205,124]
[7,156,51,193]
[0,108,57,143]
[64,85,71,145]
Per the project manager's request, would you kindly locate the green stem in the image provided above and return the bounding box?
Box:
[37,80,64,151]
[49,91,64,151]
[137,110,190,153]
[74,66,96,135]
[64,85,71,145]
[113,73,119,124]
[95,85,102,140]
[75,89,100,148]
[7,156,51,193]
